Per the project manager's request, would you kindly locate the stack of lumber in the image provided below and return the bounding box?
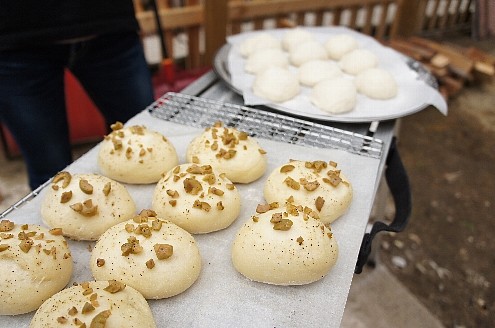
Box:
[386,37,495,101]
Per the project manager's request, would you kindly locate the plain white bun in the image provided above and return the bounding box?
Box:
[98,122,179,184]
[152,163,241,234]
[252,66,300,103]
[239,33,281,58]
[232,202,338,285]
[325,34,359,60]
[289,40,328,67]
[186,122,267,183]
[298,60,342,87]
[339,48,378,75]
[355,67,398,99]
[90,212,201,299]
[30,280,156,328]
[311,78,357,114]
[244,48,289,74]
[0,221,73,315]
[282,28,314,52]
[41,172,136,241]
[263,160,353,224]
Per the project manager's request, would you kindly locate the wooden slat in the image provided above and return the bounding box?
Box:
[204,0,227,67]
[375,2,390,40]
[186,0,201,69]
[348,6,359,30]
[438,0,453,29]
[363,4,374,35]
[427,0,441,31]
[333,8,343,26]
[314,10,325,26]
[136,5,203,35]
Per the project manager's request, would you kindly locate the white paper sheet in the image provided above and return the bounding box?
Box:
[1,110,381,327]
[227,26,448,122]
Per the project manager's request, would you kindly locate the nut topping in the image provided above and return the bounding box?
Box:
[154,243,173,260]
[0,219,14,232]
[315,197,325,212]
[280,164,295,173]
[104,280,126,293]
[90,310,111,328]
[102,182,111,196]
[184,178,203,195]
[52,171,72,188]
[273,219,293,231]
[79,179,94,194]
[60,191,72,203]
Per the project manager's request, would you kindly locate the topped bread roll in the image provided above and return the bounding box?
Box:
[263,160,353,224]
[90,210,202,299]
[30,280,156,328]
[186,122,267,183]
[41,172,136,241]
[231,202,338,285]
[0,221,73,315]
[98,122,179,184]
[152,163,241,234]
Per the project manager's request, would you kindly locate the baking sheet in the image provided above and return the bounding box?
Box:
[225,26,448,123]
[1,110,381,327]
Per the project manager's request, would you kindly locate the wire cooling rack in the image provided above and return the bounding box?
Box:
[148,92,384,159]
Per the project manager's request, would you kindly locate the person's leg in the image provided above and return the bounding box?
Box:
[0,46,72,190]
[69,31,155,126]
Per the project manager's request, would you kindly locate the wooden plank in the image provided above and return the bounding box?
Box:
[388,38,436,61]
[375,2,390,40]
[204,0,227,66]
[427,0,441,30]
[363,4,374,35]
[136,5,203,35]
[186,0,202,69]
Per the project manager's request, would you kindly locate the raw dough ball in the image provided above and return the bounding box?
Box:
[252,66,300,103]
[311,78,357,114]
[289,40,328,67]
[30,280,156,328]
[41,172,136,241]
[245,48,289,74]
[263,160,353,224]
[152,163,241,234]
[186,122,267,183]
[0,221,73,315]
[90,211,202,299]
[98,122,179,184]
[231,202,338,285]
[282,28,314,52]
[325,34,359,60]
[298,60,343,87]
[355,68,398,99]
[339,48,378,75]
[239,33,281,58]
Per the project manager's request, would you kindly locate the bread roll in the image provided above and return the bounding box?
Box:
[339,48,378,75]
[289,40,328,67]
[298,60,342,87]
[239,33,281,58]
[30,280,156,328]
[263,160,353,224]
[252,66,300,103]
[231,202,338,285]
[41,172,136,241]
[354,68,398,100]
[244,48,289,74]
[152,163,241,234]
[311,78,357,114]
[0,221,73,315]
[90,211,202,299]
[98,122,179,184]
[282,28,314,52]
[186,122,267,183]
[325,34,359,60]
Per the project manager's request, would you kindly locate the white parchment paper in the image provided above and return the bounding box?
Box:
[227,26,448,122]
[2,110,381,328]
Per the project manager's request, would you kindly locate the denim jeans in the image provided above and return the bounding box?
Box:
[0,31,154,189]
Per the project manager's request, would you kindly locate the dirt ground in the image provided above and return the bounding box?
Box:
[379,36,495,327]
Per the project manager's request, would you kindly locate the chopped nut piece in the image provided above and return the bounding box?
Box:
[79,179,94,194]
[125,223,134,233]
[270,213,283,223]
[102,182,111,196]
[68,306,78,316]
[71,200,98,217]
[135,224,152,238]
[303,180,320,191]
[297,236,304,245]
[130,125,145,135]
[52,171,71,188]
[273,219,293,231]
[258,149,267,154]
[0,219,15,232]
[238,131,248,140]
[20,224,28,230]
[192,156,199,164]
[154,243,173,260]
[325,171,342,187]
[82,302,95,314]
[0,244,10,252]
[226,183,235,190]
[73,318,83,326]
[104,280,126,293]
[183,178,203,195]
[216,201,224,211]
[49,228,63,236]
[208,187,224,196]
[315,197,325,212]
[329,161,338,167]
[327,232,333,239]
[202,174,216,185]
[57,316,68,324]
[193,200,211,212]
[96,258,105,267]
[0,233,14,240]
[151,220,162,231]
[280,164,295,173]
[169,200,177,207]
[139,148,146,157]
[139,209,157,218]
[166,189,179,198]
[252,216,259,222]
[110,121,123,131]
[60,191,72,203]
[89,310,111,328]
[256,204,271,214]
[52,184,59,191]
[284,177,300,190]
[146,259,155,269]
[19,240,34,253]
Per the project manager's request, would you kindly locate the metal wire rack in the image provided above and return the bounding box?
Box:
[149,92,384,159]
